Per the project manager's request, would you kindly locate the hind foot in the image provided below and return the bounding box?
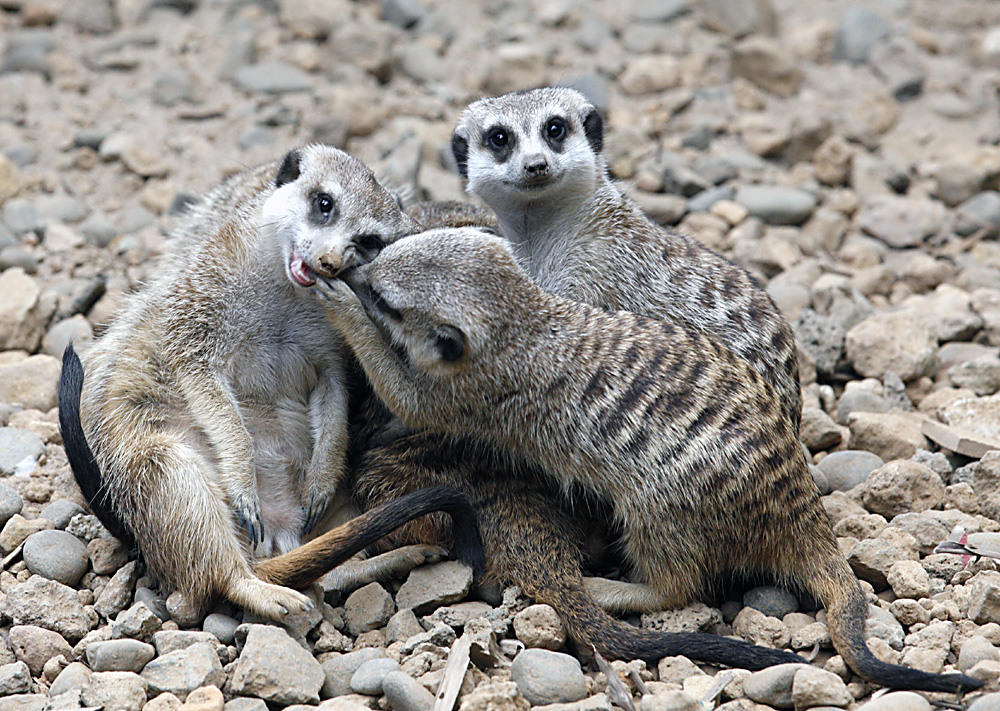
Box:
[322,544,449,592]
[230,577,312,619]
[583,577,678,614]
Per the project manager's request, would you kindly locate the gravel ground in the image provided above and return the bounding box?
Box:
[3,0,1000,709]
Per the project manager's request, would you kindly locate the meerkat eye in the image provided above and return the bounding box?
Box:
[356,234,384,253]
[485,128,509,150]
[313,192,336,221]
[545,117,567,141]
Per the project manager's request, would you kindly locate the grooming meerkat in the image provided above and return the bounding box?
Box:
[316,227,980,694]
[58,145,484,618]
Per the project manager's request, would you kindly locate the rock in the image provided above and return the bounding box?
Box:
[350,657,400,695]
[799,407,843,451]
[619,55,681,96]
[0,661,32,696]
[229,625,323,705]
[833,6,889,63]
[165,591,204,628]
[512,604,567,650]
[321,649,386,698]
[970,693,1000,711]
[950,355,1000,396]
[380,0,427,29]
[732,607,790,649]
[969,571,1000,625]
[959,636,1000,672]
[86,639,156,673]
[224,699,267,711]
[847,411,930,461]
[790,665,851,708]
[141,643,224,700]
[639,693,698,711]
[0,485,23,528]
[0,515,54,553]
[742,587,798,619]
[793,309,845,378]
[936,394,1000,459]
[8,625,71,676]
[5,576,96,643]
[134,587,170,622]
[0,428,45,476]
[742,663,804,708]
[642,602,721,634]
[509,649,586,705]
[0,269,49,353]
[457,681,529,711]
[22,529,89,586]
[956,191,1000,238]
[699,0,775,37]
[38,500,83,529]
[344,582,395,637]
[861,460,945,517]
[886,560,931,599]
[845,309,937,382]
[856,196,947,249]
[112,602,162,642]
[856,691,931,711]
[381,670,435,711]
[396,561,473,614]
[178,685,224,711]
[81,671,147,711]
[151,631,223,658]
[817,450,884,491]
[734,185,815,225]
[386,608,423,643]
[89,536,129,575]
[731,37,803,98]
[0,353,60,411]
[232,62,312,94]
[202,614,239,646]
[78,214,118,247]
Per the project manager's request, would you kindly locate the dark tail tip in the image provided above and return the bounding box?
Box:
[854,656,983,694]
[416,486,486,579]
[57,344,135,546]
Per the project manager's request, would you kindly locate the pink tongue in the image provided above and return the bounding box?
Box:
[290,253,316,287]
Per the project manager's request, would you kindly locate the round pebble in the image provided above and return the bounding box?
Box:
[510,649,587,706]
[22,529,90,587]
[38,500,85,530]
[817,450,884,492]
[743,587,799,618]
[85,639,156,673]
[202,613,239,646]
[350,657,401,695]
[0,484,24,528]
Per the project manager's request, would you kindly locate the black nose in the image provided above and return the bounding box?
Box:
[524,159,549,177]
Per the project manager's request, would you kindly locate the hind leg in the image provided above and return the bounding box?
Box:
[582,578,681,614]
[321,544,449,592]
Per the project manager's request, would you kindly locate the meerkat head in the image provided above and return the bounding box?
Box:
[261,144,420,288]
[337,227,537,376]
[451,87,605,210]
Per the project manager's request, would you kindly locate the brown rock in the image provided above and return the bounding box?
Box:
[861,460,945,518]
[847,411,931,461]
[8,625,72,677]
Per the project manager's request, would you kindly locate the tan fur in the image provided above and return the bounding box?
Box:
[317,228,979,693]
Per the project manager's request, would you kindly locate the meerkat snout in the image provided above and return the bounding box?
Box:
[523,155,549,179]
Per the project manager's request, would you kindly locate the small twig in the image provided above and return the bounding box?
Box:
[628,668,650,697]
[1,544,23,571]
[803,641,821,663]
[593,647,637,711]
[700,671,734,707]
[432,634,472,711]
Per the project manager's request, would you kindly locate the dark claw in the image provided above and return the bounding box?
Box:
[236,508,263,547]
[302,500,328,536]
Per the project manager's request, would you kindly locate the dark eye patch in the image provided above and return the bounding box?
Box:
[434,325,466,363]
[354,234,385,264]
[310,191,337,225]
[482,124,514,164]
[544,116,568,144]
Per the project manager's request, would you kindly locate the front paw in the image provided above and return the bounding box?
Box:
[232,494,265,548]
[312,278,355,310]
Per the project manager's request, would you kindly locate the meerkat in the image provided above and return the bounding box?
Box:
[58,145,484,618]
[315,227,981,694]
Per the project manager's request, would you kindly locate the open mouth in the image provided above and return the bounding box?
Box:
[288,249,316,287]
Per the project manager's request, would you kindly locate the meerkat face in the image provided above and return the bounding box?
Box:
[338,227,528,376]
[451,87,605,209]
[261,144,420,288]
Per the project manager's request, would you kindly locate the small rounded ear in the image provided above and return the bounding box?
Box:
[434,325,466,363]
[451,131,469,178]
[275,149,302,188]
[583,108,603,155]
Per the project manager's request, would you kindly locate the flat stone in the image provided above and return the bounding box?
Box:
[735,184,816,225]
[4,576,96,643]
[86,638,156,672]
[350,657,400,695]
[229,625,323,705]
[857,195,947,249]
[321,648,387,698]
[232,62,312,94]
[81,671,148,711]
[141,643,224,700]
[344,582,395,637]
[0,353,60,412]
[23,529,89,586]
[38,500,83,529]
[742,663,805,709]
[923,419,1000,458]
[395,561,473,614]
[8,626,70,677]
[818,450,885,491]
[0,428,45,476]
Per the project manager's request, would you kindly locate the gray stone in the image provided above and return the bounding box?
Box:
[321,648,386,697]
[381,670,435,711]
[861,460,946,518]
[203,613,239,646]
[700,0,774,37]
[856,196,947,249]
[111,602,162,642]
[790,665,852,709]
[23,529,89,587]
[150,630,222,657]
[229,625,323,705]
[38,500,84,529]
[49,662,92,697]
[8,625,70,676]
[344,582,395,636]
[817,450,884,491]
[836,388,891,424]
[959,636,1000,672]
[0,661,32,696]
[969,693,1000,711]
[510,649,587,706]
[743,587,798,619]
[833,6,890,63]
[35,194,88,224]
[1,37,52,78]
[386,608,423,643]
[81,671,147,711]
[742,663,804,709]
[134,587,170,621]
[95,561,141,620]
[350,657,400,695]
[86,639,156,672]
[950,355,1000,396]
[794,309,845,377]
[4,577,96,643]
[0,428,45,476]
[2,199,42,236]
[225,699,268,711]
[956,191,1000,238]
[140,642,224,700]
[845,309,937,382]
[857,691,931,711]
[688,185,736,213]
[78,214,119,247]
[232,62,312,94]
[152,66,193,107]
[735,185,816,225]
[88,536,129,575]
[380,0,426,29]
[0,484,23,527]
[396,561,474,614]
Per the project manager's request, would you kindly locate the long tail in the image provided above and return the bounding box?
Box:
[253,486,485,589]
[57,343,135,546]
[808,548,981,693]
